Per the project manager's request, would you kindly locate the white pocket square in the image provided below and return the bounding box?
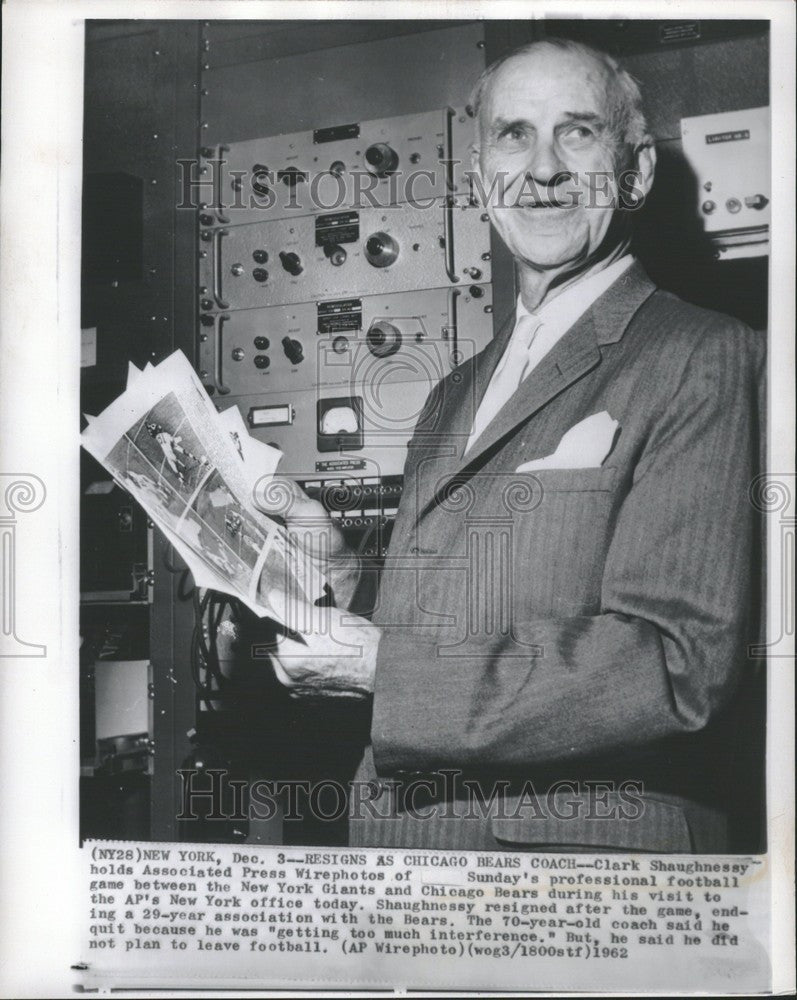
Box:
[516,411,619,472]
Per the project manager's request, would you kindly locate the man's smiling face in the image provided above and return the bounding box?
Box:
[474,45,639,273]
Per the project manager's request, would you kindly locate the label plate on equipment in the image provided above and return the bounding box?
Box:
[313,122,360,144]
[316,459,366,472]
[318,298,362,334]
[315,211,359,247]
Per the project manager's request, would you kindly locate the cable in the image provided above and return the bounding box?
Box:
[161,543,195,600]
[190,587,247,712]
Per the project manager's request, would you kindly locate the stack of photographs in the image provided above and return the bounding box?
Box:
[80,350,324,620]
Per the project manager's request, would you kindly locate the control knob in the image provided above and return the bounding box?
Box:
[364,143,399,178]
[367,321,402,358]
[364,231,399,268]
[324,243,347,266]
[332,336,349,354]
[279,251,303,276]
[282,337,304,365]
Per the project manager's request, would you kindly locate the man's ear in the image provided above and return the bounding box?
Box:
[634,137,656,197]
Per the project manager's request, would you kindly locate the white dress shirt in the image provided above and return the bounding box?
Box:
[464,255,635,455]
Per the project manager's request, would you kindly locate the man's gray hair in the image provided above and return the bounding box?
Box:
[469,38,649,147]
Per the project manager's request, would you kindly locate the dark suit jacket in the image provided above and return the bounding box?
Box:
[349,262,765,853]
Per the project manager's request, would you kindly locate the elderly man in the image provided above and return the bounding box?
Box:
[257,39,764,853]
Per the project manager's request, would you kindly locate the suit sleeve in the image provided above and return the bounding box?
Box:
[371,320,765,773]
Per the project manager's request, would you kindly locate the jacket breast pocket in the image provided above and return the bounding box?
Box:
[517,465,618,495]
[507,466,619,618]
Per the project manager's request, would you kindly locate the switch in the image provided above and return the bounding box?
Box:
[332,336,350,354]
[279,251,303,276]
[254,355,270,370]
[252,164,270,197]
[364,143,399,178]
[252,267,269,282]
[253,249,269,264]
[282,337,304,365]
[199,213,214,226]
[253,336,269,350]
[367,321,402,358]
[324,243,347,266]
[745,194,769,210]
[364,231,399,268]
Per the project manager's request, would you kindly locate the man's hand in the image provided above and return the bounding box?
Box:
[253,474,361,608]
[267,599,380,698]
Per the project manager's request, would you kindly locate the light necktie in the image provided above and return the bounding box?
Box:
[464,313,542,455]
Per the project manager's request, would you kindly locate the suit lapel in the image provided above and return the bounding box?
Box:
[410,309,515,503]
[414,261,657,518]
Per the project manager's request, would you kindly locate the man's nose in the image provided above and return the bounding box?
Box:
[524,137,569,186]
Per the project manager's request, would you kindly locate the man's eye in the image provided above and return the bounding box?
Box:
[500,125,526,143]
[563,125,595,143]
